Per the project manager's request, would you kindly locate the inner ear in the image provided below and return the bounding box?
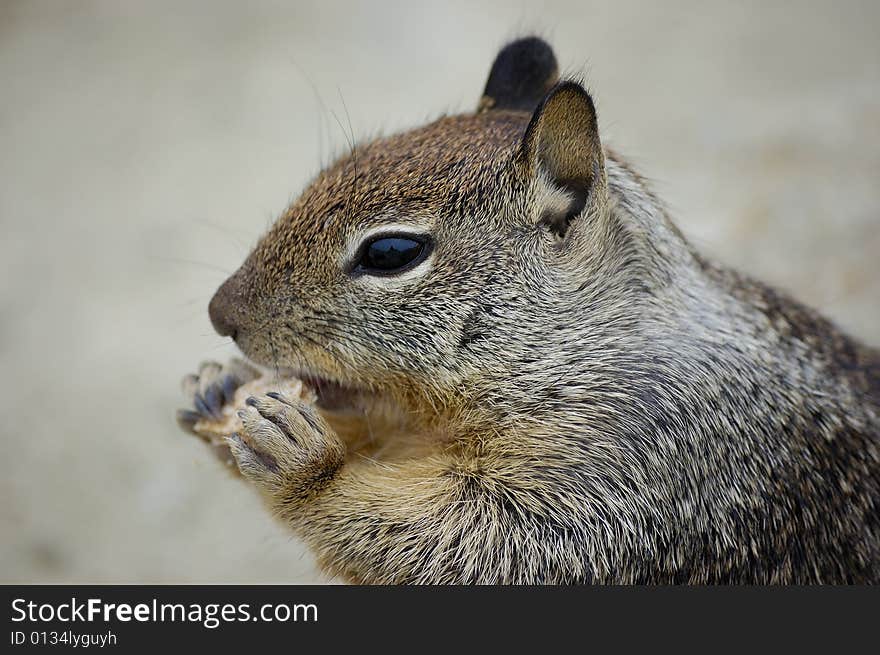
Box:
[538,181,589,239]
[520,81,605,238]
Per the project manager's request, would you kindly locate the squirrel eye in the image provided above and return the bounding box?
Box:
[355,235,429,276]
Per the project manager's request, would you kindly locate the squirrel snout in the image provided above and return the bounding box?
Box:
[208,277,240,340]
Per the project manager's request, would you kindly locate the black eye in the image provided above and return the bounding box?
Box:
[354,235,430,276]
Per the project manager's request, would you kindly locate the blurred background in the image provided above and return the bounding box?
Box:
[1,0,878,583]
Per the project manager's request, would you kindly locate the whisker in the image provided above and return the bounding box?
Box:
[289,57,334,170]
[337,87,360,225]
[148,255,233,276]
[191,218,253,253]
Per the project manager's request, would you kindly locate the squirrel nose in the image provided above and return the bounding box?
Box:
[208,276,240,340]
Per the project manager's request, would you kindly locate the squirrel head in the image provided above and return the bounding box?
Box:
[209,37,618,422]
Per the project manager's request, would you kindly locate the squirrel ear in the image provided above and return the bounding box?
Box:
[520,81,606,237]
[478,37,559,112]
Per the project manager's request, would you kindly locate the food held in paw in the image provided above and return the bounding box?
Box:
[193,376,304,444]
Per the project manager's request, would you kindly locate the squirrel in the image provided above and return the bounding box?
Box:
[178,37,880,583]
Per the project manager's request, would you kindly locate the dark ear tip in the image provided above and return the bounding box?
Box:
[482,36,559,112]
[498,36,556,64]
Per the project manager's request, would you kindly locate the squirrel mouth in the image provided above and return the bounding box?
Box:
[299,373,365,413]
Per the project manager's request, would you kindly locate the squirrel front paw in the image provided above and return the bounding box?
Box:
[176,358,262,468]
[229,392,345,505]
[177,358,261,428]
